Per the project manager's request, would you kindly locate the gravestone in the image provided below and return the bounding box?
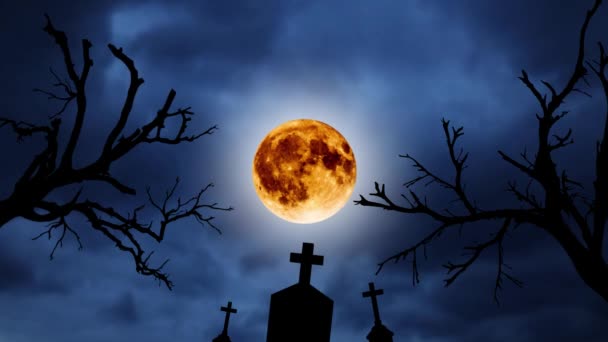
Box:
[362,282,394,342]
[266,242,333,342]
[212,301,237,342]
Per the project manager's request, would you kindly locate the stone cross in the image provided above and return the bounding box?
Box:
[220,301,237,336]
[362,282,384,325]
[289,242,324,285]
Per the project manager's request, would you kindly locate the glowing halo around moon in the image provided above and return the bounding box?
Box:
[252,119,357,224]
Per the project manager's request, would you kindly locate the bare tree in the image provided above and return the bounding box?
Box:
[356,0,608,303]
[0,16,232,290]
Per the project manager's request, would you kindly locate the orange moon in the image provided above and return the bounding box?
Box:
[252,119,356,224]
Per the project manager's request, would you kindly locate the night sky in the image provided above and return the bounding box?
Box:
[1,1,608,341]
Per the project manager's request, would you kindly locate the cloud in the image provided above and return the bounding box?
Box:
[425,0,608,75]
[0,247,35,291]
[98,291,139,324]
[105,0,287,93]
[0,237,71,295]
[238,250,281,275]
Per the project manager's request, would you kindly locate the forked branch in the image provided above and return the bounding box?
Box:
[0,15,230,289]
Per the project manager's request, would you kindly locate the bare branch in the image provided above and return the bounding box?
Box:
[357,0,608,303]
[73,202,175,288]
[103,44,144,156]
[32,216,83,260]
[376,223,448,276]
[549,128,574,151]
[0,16,230,290]
[42,14,79,85]
[545,0,603,114]
[572,88,593,98]
[59,180,231,289]
[519,70,547,112]
[494,233,524,305]
[497,150,539,180]
[401,154,452,189]
[507,180,542,209]
[146,180,233,237]
[443,218,512,287]
[0,118,61,187]
[0,117,52,141]
[43,14,93,171]
[397,118,476,215]
[441,118,475,214]
[590,41,608,255]
[88,174,137,195]
[33,67,76,118]
[107,88,218,166]
[33,87,75,118]
[560,170,593,248]
[541,80,558,99]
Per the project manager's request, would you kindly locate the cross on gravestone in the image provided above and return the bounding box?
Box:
[212,301,238,342]
[221,301,237,335]
[362,282,394,342]
[290,242,324,285]
[362,282,384,325]
[266,242,333,342]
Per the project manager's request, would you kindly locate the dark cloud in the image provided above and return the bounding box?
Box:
[238,250,280,274]
[98,291,139,324]
[131,3,281,63]
[107,0,287,92]
[426,0,608,74]
[0,247,35,291]
[166,241,228,297]
[0,238,71,295]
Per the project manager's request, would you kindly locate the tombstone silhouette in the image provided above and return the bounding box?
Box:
[212,301,237,342]
[362,282,394,342]
[266,242,333,342]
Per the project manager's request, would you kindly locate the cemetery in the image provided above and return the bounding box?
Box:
[212,242,394,342]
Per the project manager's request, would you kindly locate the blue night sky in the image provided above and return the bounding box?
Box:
[1,1,607,341]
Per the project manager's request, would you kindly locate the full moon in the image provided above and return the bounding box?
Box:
[252,119,357,224]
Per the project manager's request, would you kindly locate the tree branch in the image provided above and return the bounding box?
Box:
[0,16,230,289]
[400,118,476,215]
[507,180,542,209]
[589,41,608,255]
[0,117,52,141]
[43,14,93,171]
[32,67,76,118]
[498,150,537,180]
[102,44,144,157]
[357,0,608,303]
[32,216,83,260]
[61,180,232,289]
[493,222,524,304]
[442,218,520,302]
[547,0,603,114]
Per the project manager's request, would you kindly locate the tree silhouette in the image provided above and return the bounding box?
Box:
[356,0,608,303]
[0,16,232,290]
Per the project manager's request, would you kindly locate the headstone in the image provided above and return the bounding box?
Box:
[266,242,333,342]
[212,301,237,342]
[362,282,394,342]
